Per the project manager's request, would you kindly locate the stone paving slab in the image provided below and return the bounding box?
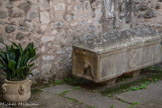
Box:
[116,80,162,108]
[65,89,130,108]
[28,91,89,108]
[42,84,75,94]
[1,80,162,108]
[0,90,89,108]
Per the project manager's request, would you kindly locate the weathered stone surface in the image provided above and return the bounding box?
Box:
[11,12,23,18]
[5,26,15,33]
[42,55,55,61]
[39,0,49,11]
[18,27,29,32]
[137,2,148,11]
[138,14,144,18]
[51,21,63,29]
[88,25,96,31]
[19,21,28,27]
[73,27,161,82]
[29,11,37,19]
[103,0,115,18]
[40,11,50,24]
[64,14,74,21]
[18,20,33,32]
[9,0,21,2]
[159,0,162,2]
[155,4,161,10]
[144,9,157,19]
[0,11,7,19]
[74,5,83,11]
[155,63,162,68]
[31,68,40,76]
[29,90,89,108]
[16,32,24,40]
[41,36,54,43]
[41,64,52,74]
[116,80,162,108]
[18,1,31,15]
[65,89,129,108]
[0,21,5,25]
[54,3,66,11]
[43,84,75,94]
[134,0,142,4]
[41,46,46,52]
[74,27,160,53]
[119,0,132,21]
[6,3,13,9]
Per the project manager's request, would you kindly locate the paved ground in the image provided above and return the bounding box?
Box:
[116,80,162,108]
[0,80,162,108]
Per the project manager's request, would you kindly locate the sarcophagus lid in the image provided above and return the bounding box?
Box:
[74,27,162,54]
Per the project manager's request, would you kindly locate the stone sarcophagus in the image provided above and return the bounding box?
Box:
[72,28,162,82]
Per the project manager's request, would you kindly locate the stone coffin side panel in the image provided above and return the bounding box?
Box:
[99,42,161,82]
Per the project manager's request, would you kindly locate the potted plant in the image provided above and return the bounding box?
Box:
[0,42,39,102]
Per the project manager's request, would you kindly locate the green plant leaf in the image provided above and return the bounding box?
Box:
[25,43,34,51]
[0,42,38,81]
[29,48,36,58]
[22,50,30,65]
[0,60,7,72]
[29,55,39,63]
[8,60,16,71]
[18,43,23,55]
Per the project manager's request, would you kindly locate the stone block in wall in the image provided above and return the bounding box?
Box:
[41,36,55,43]
[103,0,115,18]
[29,11,37,19]
[39,0,49,11]
[9,0,21,2]
[137,2,148,11]
[155,3,161,10]
[5,26,15,33]
[51,21,64,29]
[18,1,31,15]
[16,32,24,40]
[74,5,83,11]
[40,11,50,24]
[42,55,55,61]
[6,3,14,9]
[134,0,142,4]
[18,20,33,32]
[41,64,52,75]
[0,11,8,19]
[54,3,66,11]
[144,9,157,19]
[11,12,23,18]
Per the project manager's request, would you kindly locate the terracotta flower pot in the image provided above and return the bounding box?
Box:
[2,78,32,102]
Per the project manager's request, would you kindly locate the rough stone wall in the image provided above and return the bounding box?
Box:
[133,0,162,31]
[0,0,161,82]
[102,0,162,32]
